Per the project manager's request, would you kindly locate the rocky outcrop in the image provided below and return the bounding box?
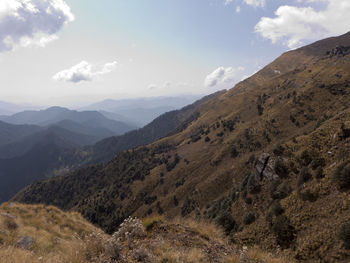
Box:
[327,45,350,57]
[254,153,278,181]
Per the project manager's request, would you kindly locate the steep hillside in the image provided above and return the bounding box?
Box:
[0,131,84,203]
[13,32,350,262]
[62,90,225,167]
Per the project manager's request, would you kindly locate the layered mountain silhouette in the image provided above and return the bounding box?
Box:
[12,32,350,262]
[80,95,201,126]
[0,93,222,204]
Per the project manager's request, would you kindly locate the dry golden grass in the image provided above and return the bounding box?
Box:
[170,216,226,244]
[246,247,294,263]
[0,202,108,263]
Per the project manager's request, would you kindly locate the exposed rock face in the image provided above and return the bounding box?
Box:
[254,153,278,181]
[16,236,34,250]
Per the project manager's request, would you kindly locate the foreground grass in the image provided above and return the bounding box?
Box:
[0,202,108,263]
[0,203,293,262]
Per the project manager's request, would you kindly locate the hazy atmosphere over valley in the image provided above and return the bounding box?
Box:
[1,0,350,262]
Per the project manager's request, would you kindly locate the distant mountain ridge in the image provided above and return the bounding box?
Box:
[0,93,222,204]
[80,95,202,126]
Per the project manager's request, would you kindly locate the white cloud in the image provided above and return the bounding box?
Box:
[255,0,350,48]
[53,61,118,83]
[243,0,265,7]
[224,0,233,6]
[0,0,74,52]
[224,0,264,7]
[236,6,241,13]
[204,66,245,89]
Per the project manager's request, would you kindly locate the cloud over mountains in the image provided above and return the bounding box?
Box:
[204,66,244,89]
[53,61,118,83]
[0,0,74,52]
[255,0,350,48]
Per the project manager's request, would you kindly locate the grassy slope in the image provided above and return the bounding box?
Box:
[0,204,291,263]
[13,32,350,262]
[0,202,108,263]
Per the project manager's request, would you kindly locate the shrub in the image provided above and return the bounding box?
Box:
[205,136,211,142]
[4,217,18,230]
[297,167,312,186]
[300,150,312,166]
[274,159,289,178]
[175,178,185,188]
[334,162,350,190]
[230,146,239,158]
[181,196,198,216]
[247,175,261,194]
[217,132,224,137]
[311,157,326,170]
[156,201,164,215]
[244,197,252,205]
[338,220,350,249]
[274,202,285,216]
[340,122,350,140]
[142,216,163,231]
[104,237,121,261]
[299,189,318,202]
[247,154,256,165]
[190,134,201,142]
[271,216,296,249]
[270,180,291,200]
[172,196,179,206]
[242,212,256,225]
[131,247,152,262]
[315,166,325,179]
[273,144,285,156]
[215,211,237,235]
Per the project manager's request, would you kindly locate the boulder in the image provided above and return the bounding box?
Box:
[254,153,278,181]
[16,236,34,250]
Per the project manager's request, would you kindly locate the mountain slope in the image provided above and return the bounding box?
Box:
[13,32,350,262]
[65,90,226,167]
[0,128,91,203]
[0,121,42,146]
[0,126,97,159]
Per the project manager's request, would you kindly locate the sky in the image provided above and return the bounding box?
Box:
[0,0,349,107]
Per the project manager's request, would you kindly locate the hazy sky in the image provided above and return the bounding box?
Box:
[0,0,349,106]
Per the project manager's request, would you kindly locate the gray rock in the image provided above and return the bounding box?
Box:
[254,153,278,181]
[16,236,34,250]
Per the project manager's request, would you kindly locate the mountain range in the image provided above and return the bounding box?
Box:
[79,95,202,126]
[7,32,350,262]
[0,95,216,203]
